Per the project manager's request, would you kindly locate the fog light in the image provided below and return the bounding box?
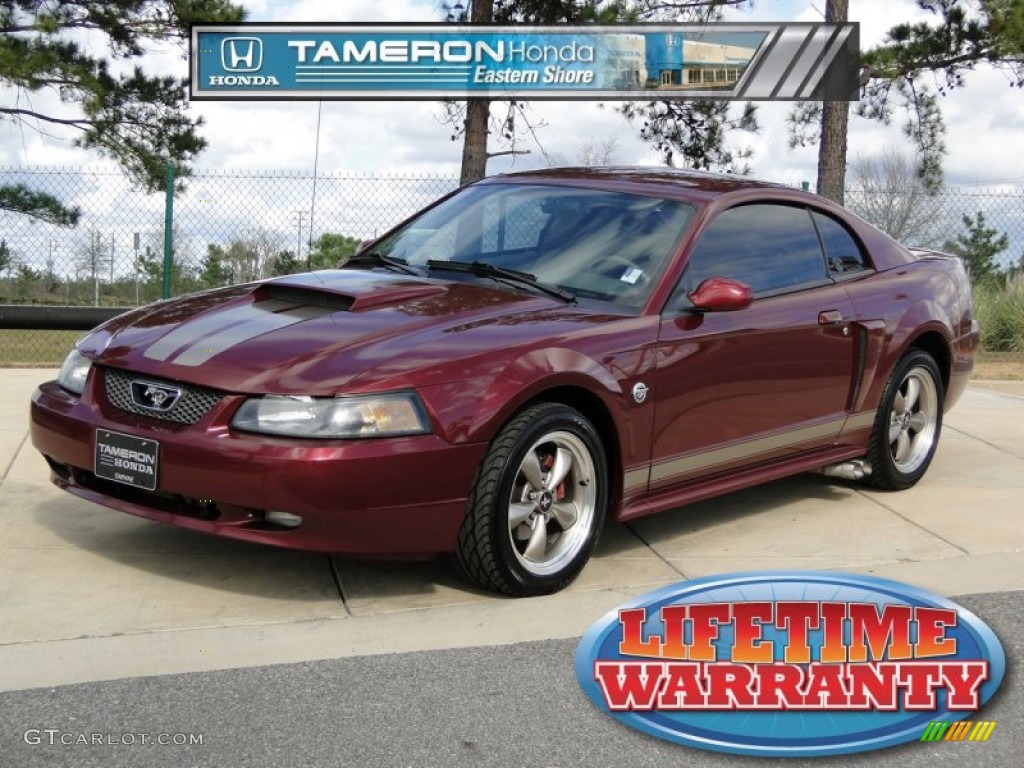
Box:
[265,511,303,528]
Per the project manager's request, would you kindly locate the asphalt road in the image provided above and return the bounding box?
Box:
[0,591,1019,768]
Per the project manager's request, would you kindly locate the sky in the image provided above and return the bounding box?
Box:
[1,0,1022,191]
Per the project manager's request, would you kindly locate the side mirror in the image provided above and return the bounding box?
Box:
[355,239,374,255]
[687,277,753,312]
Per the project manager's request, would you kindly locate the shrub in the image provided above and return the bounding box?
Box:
[974,279,1024,353]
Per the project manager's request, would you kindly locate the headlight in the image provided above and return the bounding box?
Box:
[231,392,431,438]
[57,348,92,395]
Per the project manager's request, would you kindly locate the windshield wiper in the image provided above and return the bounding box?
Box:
[426,260,576,304]
[344,252,421,276]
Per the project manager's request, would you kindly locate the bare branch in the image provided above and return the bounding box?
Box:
[0,108,91,128]
[487,150,531,159]
[846,148,953,248]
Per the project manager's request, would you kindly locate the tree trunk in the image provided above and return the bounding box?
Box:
[817,100,848,204]
[816,0,849,205]
[460,98,491,185]
[459,0,494,185]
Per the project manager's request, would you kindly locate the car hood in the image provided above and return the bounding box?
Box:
[80,270,617,395]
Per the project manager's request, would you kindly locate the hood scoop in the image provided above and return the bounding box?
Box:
[256,272,446,312]
[256,284,354,311]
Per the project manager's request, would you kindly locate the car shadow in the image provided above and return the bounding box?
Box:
[29,471,857,606]
[328,472,858,608]
[330,555,498,608]
[30,498,339,603]
[625,471,856,543]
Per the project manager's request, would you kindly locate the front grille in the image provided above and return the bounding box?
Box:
[103,367,224,425]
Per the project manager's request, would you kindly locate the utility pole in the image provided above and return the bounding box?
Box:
[163,163,175,299]
[133,233,141,306]
[46,240,59,295]
[92,230,100,307]
[295,210,306,268]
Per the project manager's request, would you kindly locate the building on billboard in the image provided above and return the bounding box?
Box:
[601,34,647,89]
[644,33,755,89]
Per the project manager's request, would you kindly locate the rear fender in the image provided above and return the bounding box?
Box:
[861,309,953,415]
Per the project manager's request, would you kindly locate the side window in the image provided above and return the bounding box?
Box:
[684,204,829,295]
[811,211,870,275]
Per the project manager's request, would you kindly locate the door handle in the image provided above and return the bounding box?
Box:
[818,310,844,325]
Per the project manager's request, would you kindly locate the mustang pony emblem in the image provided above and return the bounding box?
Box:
[130,381,182,412]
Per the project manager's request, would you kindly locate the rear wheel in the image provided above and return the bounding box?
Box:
[454,403,607,596]
[864,350,943,490]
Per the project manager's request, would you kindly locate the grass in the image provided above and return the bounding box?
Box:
[974,349,1024,380]
[0,329,81,367]
[973,279,1024,354]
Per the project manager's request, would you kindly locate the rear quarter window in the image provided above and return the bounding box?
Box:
[812,210,870,276]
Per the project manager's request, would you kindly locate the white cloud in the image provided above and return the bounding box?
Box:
[273,0,435,23]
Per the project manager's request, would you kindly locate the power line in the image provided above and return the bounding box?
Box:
[951,176,1024,187]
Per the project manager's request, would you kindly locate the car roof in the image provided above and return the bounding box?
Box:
[482,165,800,203]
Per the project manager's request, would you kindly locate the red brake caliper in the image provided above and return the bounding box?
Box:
[540,452,567,501]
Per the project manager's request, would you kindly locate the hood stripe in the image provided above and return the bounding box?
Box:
[170,305,331,366]
[144,300,294,362]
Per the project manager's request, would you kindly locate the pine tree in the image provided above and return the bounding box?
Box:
[945,211,1010,283]
[0,1,246,223]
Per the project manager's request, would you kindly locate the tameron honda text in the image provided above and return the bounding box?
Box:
[575,571,1004,756]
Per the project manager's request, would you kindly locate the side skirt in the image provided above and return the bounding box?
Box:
[617,445,867,523]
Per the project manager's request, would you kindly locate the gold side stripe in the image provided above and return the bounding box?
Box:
[623,467,649,494]
[843,411,876,431]
[649,418,845,485]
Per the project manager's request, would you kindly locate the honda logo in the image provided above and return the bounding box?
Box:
[130,380,182,413]
[221,37,263,72]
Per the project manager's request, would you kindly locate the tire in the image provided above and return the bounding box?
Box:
[864,350,944,491]
[454,403,608,596]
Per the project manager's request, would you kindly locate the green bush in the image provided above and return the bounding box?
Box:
[974,279,1024,353]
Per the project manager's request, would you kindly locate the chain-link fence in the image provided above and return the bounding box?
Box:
[845,186,1024,274]
[0,166,458,363]
[2,165,1023,364]
[0,166,458,307]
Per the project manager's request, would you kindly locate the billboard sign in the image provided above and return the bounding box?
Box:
[190,24,859,101]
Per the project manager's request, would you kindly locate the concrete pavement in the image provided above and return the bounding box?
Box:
[1,369,1022,692]
[3,591,1022,768]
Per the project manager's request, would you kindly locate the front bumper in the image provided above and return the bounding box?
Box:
[30,377,485,556]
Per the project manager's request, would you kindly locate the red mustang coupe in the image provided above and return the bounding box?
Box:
[31,168,978,595]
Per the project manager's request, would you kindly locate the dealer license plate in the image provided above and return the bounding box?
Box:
[94,429,159,491]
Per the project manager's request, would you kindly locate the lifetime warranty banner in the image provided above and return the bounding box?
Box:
[189,24,859,101]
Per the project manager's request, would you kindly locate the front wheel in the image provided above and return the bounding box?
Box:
[454,403,608,596]
[864,350,944,491]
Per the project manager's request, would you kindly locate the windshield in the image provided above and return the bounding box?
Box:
[373,183,696,309]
